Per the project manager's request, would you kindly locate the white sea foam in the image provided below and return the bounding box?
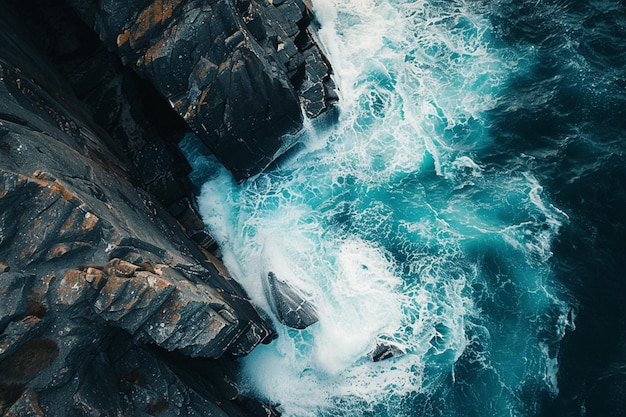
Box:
[188,0,574,415]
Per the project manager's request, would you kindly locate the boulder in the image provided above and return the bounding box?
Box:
[0,7,276,415]
[265,272,318,329]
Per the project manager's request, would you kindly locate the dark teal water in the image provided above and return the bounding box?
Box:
[182,0,626,416]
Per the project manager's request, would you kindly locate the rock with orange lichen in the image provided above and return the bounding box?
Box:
[0,163,275,413]
[0,162,275,356]
[0,9,277,416]
[2,391,45,417]
[66,0,337,182]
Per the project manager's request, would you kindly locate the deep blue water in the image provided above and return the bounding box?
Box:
[181,1,626,416]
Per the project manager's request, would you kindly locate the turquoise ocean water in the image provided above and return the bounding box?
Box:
[182,1,626,416]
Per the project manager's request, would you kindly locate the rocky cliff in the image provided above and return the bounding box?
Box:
[68,0,337,182]
[0,0,336,415]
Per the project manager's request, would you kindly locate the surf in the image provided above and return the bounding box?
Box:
[181,0,574,415]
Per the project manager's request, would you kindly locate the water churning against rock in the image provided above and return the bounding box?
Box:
[179,0,626,415]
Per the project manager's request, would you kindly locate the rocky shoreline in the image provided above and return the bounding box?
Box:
[0,1,336,415]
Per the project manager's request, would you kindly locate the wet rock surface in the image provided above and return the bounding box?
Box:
[5,0,199,214]
[370,342,403,362]
[0,5,282,416]
[265,272,318,329]
[66,0,337,182]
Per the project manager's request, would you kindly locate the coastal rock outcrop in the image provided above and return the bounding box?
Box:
[1,5,278,415]
[66,0,338,182]
[370,341,403,362]
[4,0,223,257]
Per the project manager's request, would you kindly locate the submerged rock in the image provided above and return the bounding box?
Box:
[370,342,404,362]
[266,272,318,329]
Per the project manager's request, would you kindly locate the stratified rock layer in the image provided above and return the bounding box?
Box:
[68,0,337,182]
[0,8,276,416]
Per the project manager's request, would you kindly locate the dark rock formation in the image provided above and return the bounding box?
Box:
[265,272,318,329]
[0,5,280,415]
[66,0,337,182]
[370,342,404,362]
[1,0,339,413]
[4,0,221,257]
